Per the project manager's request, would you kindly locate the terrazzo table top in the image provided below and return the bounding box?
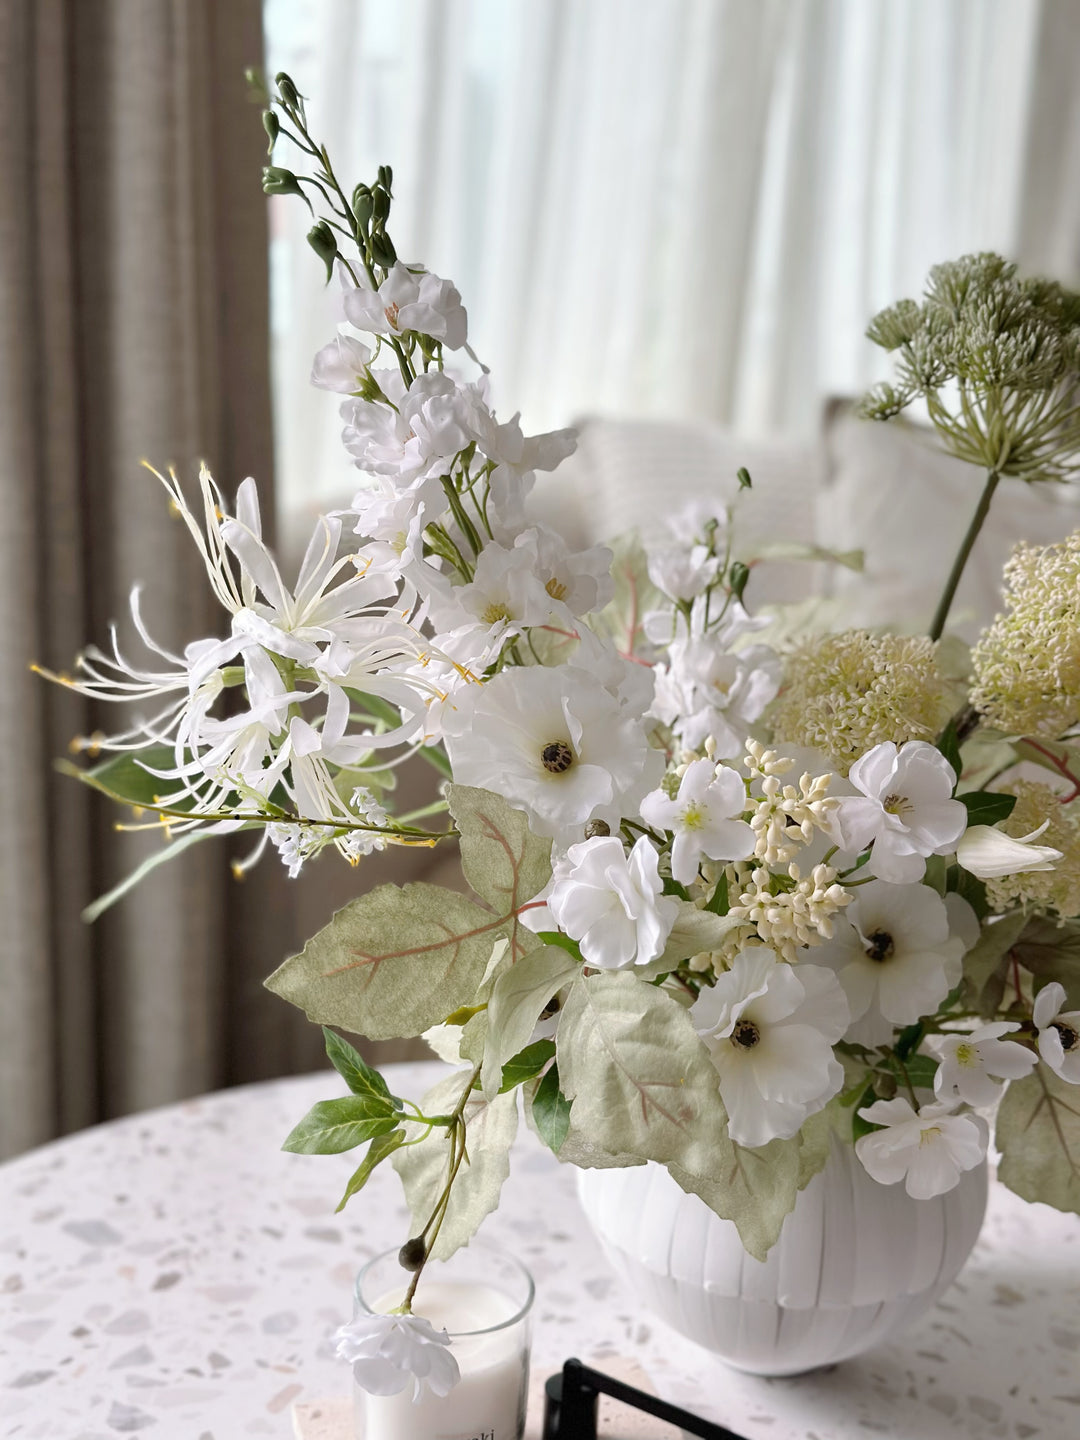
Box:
[1,1061,1077,1439]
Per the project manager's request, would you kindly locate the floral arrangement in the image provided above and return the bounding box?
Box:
[40,75,1080,1398]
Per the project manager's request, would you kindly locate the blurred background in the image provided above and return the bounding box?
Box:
[3,0,1080,1160]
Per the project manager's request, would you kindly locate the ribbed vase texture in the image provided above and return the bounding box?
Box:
[576,1139,988,1375]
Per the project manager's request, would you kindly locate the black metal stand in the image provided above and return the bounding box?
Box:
[541,1358,750,1439]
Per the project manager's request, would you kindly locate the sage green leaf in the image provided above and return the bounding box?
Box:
[448,786,552,943]
[459,1010,489,1064]
[667,1135,802,1262]
[81,831,211,922]
[997,1067,1080,1215]
[532,1063,572,1154]
[265,883,516,1039]
[60,746,193,810]
[336,1129,406,1212]
[795,1096,855,1190]
[323,1027,396,1106]
[282,1095,400,1155]
[520,1074,640,1169]
[961,910,1028,1013]
[498,1039,555,1093]
[1012,919,1080,1007]
[392,1072,519,1259]
[590,532,663,661]
[745,541,864,572]
[651,903,744,973]
[480,946,580,1096]
[555,970,733,1176]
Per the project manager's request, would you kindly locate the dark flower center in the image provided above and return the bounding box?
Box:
[865,929,895,962]
[1053,1021,1079,1052]
[541,741,574,774]
[732,1020,761,1049]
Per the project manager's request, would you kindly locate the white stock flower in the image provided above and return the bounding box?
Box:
[1033,982,1080,1084]
[547,835,679,968]
[334,1312,461,1399]
[855,1097,988,1199]
[651,635,781,757]
[831,741,967,883]
[311,332,373,393]
[521,525,614,617]
[442,664,662,839]
[351,476,444,578]
[342,371,473,483]
[956,823,1063,879]
[929,1022,1037,1106]
[639,759,755,886]
[343,261,468,349]
[692,949,849,1147]
[646,544,720,602]
[811,880,966,1046]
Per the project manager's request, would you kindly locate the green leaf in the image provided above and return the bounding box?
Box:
[322,1028,397,1107]
[936,720,963,784]
[590,532,663,661]
[80,746,192,808]
[1012,919,1080,1007]
[959,791,1017,826]
[745,541,864,572]
[480,945,580,1097]
[532,1063,572,1154]
[393,1072,519,1259]
[652,903,743,972]
[667,1138,802,1265]
[448,786,552,943]
[961,910,1028,1013]
[336,1129,406,1211]
[705,871,729,915]
[498,1039,555,1093]
[946,863,989,921]
[282,1096,400,1155]
[80,831,211,922]
[535,931,584,963]
[997,1066,1080,1215]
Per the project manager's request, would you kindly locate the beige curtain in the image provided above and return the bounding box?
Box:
[0,0,330,1160]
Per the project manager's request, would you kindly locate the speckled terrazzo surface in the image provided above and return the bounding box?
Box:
[1,1062,1077,1439]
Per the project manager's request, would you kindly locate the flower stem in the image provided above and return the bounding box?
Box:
[928,469,1000,641]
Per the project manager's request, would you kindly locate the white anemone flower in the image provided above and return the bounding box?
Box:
[333,1312,460,1399]
[928,1022,1037,1106]
[830,741,967,883]
[639,759,755,885]
[956,823,1063,879]
[810,880,966,1047]
[442,663,663,839]
[343,261,468,350]
[691,949,849,1147]
[855,1097,988,1199]
[1033,982,1080,1084]
[546,835,679,968]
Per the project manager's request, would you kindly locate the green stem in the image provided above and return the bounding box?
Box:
[402,1065,479,1311]
[928,469,1000,641]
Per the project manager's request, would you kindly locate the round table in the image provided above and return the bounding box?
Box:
[1,1062,1077,1439]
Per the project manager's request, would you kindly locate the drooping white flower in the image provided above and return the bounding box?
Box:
[956,823,1063,880]
[343,261,468,350]
[442,663,662,839]
[928,1022,1037,1106]
[855,1097,988,1199]
[311,332,373,393]
[1033,981,1080,1084]
[651,635,781,757]
[810,880,966,1046]
[830,741,967,883]
[646,543,720,603]
[333,1311,460,1399]
[639,759,755,885]
[692,949,849,1147]
[546,835,679,969]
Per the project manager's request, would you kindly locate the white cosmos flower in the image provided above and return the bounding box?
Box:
[1033,982,1080,1084]
[547,835,679,968]
[956,823,1063,879]
[443,664,662,839]
[691,949,849,1147]
[639,759,755,886]
[333,1312,460,1399]
[928,1022,1037,1106]
[343,261,468,350]
[831,741,967,883]
[651,635,781,757]
[310,332,373,393]
[855,1098,988,1199]
[810,880,966,1047]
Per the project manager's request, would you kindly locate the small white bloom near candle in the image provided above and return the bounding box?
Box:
[357,1281,529,1440]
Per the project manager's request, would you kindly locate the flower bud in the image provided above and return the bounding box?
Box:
[262,165,302,197]
[372,188,392,226]
[584,819,610,839]
[398,1237,426,1271]
[262,109,280,154]
[736,466,752,490]
[370,232,398,269]
[728,560,750,603]
[307,221,338,282]
[275,71,300,109]
[352,186,374,229]
[378,164,394,191]
[873,1071,898,1099]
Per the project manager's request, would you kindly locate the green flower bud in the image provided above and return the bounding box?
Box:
[370,232,398,269]
[262,165,302,198]
[262,109,280,154]
[378,164,394,192]
[352,186,374,230]
[873,1072,898,1100]
[372,188,392,226]
[307,222,338,283]
[584,819,610,839]
[736,466,752,490]
[728,560,750,603]
[398,1237,426,1271]
[275,72,300,109]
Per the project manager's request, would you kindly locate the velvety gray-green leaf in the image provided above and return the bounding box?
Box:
[282,1095,400,1155]
[652,904,744,973]
[997,1066,1080,1215]
[961,910,1028,1013]
[667,1135,801,1263]
[448,785,552,934]
[480,946,580,1096]
[1012,919,1080,1006]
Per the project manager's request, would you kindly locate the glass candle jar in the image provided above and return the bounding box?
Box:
[353,1241,534,1440]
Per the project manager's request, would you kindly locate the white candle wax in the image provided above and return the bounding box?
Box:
[357,1280,529,1440]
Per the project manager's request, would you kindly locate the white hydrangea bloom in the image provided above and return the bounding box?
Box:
[928,1022,1037,1106]
[546,835,679,969]
[1033,982,1080,1084]
[333,1311,461,1399]
[855,1098,988,1199]
[691,949,849,1146]
[639,759,755,886]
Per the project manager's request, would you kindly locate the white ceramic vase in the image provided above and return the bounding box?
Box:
[576,1139,988,1376]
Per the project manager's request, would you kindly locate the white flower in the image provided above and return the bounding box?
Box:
[928,1022,1037,1106]
[547,835,678,968]
[831,741,967,883]
[343,261,468,350]
[651,635,781,757]
[956,823,1063,879]
[646,544,719,602]
[639,759,755,885]
[448,540,558,635]
[810,880,966,1046]
[692,949,849,1147]
[342,371,473,483]
[311,332,373,393]
[519,525,614,617]
[442,664,662,839]
[855,1097,988,1199]
[333,1312,460,1399]
[1033,982,1080,1084]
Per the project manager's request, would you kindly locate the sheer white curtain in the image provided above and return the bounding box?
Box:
[265,0,1078,528]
